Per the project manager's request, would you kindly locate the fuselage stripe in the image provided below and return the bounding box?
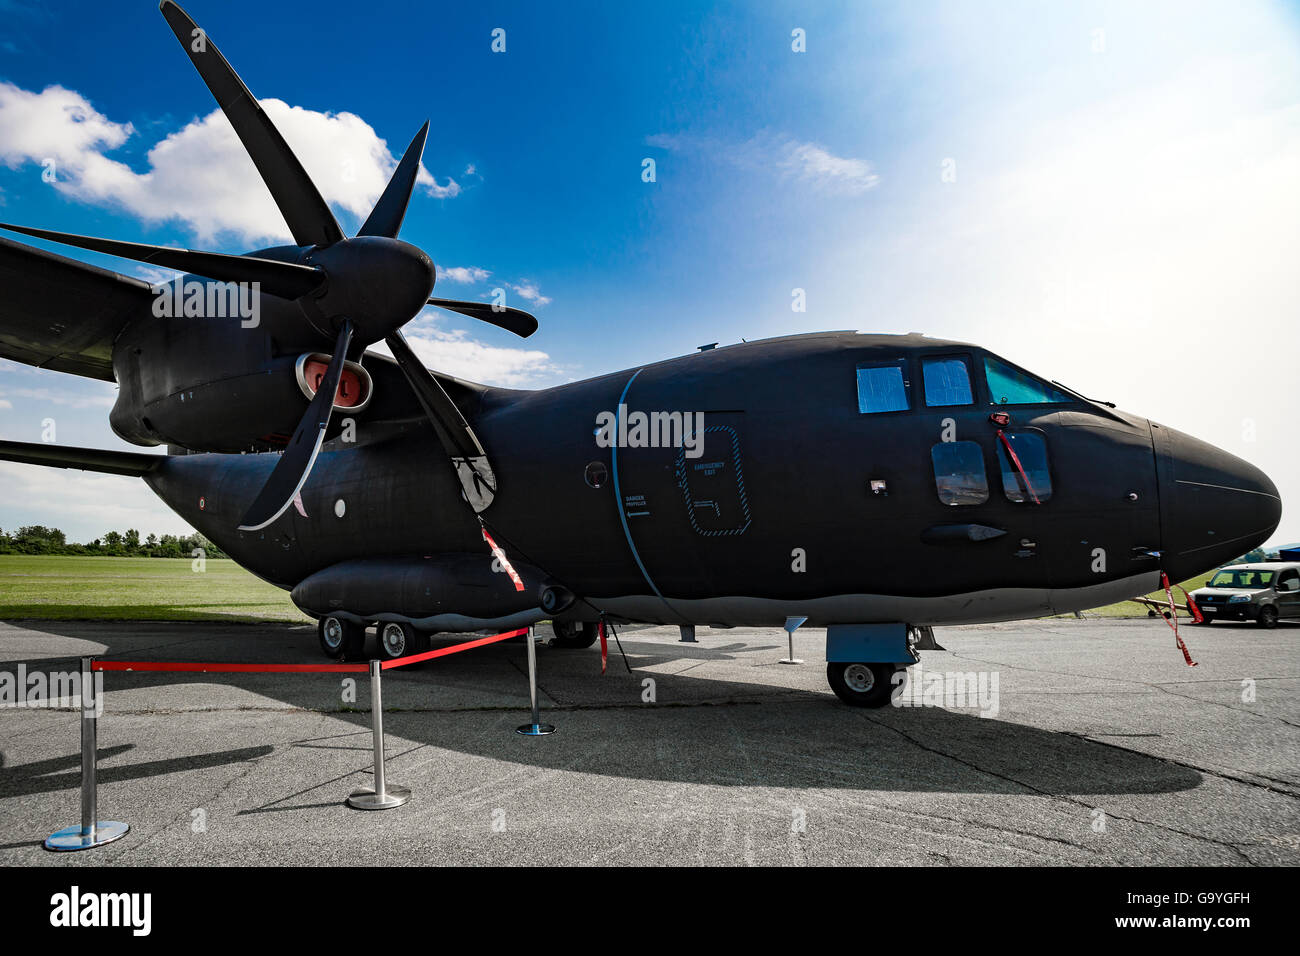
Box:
[609,368,677,617]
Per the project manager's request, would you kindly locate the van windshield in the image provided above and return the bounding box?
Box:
[1209,569,1275,589]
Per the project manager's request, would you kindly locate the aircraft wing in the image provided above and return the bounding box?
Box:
[0,234,154,382]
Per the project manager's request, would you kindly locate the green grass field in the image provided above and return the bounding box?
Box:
[0,554,1197,623]
[0,555,310,623]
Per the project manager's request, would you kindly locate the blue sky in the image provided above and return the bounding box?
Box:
[1,0,1297,545]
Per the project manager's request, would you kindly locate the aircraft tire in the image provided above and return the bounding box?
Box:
[319,616,366,660]
[377,621,430,660]
[826,662,896,708]
[549,620,599,649]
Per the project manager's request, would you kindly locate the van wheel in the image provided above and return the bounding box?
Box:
[827,663,896,708]
[549,620,599,649]
[319,616,365,660]
[1257,606,1279,629]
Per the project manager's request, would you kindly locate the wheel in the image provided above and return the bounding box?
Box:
[826,662,897,708]
[377,621,430,660]
[549,620,599,649]
[319,615,365,660]
[1257,605,1279,629]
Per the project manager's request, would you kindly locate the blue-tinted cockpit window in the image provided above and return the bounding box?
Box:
[984,356,1072,405]
[922,356,974,407]
[856,360,910,414]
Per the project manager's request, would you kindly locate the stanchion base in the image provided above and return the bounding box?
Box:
[44,821,129,852]
[516,722,556,736]
[779,658,804,665]
[346,785,410,810]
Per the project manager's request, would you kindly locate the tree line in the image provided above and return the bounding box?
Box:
[0,525,227,558]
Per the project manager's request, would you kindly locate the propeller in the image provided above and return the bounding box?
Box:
[0,223,324,300]
[0,0,539,530]
[239,320,354,531]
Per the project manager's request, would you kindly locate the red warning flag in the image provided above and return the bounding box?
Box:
[1160,572,1199,667]
[481,526,525,593]
[599,619,608,675]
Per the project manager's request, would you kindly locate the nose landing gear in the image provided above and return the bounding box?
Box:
[826,662,899,708]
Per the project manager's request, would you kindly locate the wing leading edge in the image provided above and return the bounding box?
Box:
[0,234,154,382]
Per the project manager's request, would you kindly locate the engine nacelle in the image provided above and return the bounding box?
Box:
[109,298,373,452]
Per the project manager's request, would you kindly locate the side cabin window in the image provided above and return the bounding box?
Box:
[996,431,1053,503]
[984,356,1072,405]
[931,441,988,505]
[856,359,910,414]
[922,355,974,406]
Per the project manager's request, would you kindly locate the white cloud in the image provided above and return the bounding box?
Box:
[0,81,462,244]
[647,130,879,196]
[506,280,552,307]
[0,462,192,542]
[372,313,557,387]
[0,399,11,409]
[777,140,879,195]
[439,265,491,284]
[0,385,115,408]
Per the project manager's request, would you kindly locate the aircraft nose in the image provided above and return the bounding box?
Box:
[1152,422,1282,581]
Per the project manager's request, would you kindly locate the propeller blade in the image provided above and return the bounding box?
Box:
[385,330,497,512]
[0,222,324,300]
[358,121,430,239]
[427,297,538,338]
[159,1,344,248]
[238,320,354,531]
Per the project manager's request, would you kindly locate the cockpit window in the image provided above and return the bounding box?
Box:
[984,356,1072,405]
[931,441,988,505]
[995,431,1053,503]
[922,356,974,407]
[856,359,910,414]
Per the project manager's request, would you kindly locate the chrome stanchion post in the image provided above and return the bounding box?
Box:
[45,657,129,851]
[347,660,410,810]
[517,625,555,736]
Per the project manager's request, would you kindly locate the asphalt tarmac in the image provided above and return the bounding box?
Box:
[0,617,1296,865]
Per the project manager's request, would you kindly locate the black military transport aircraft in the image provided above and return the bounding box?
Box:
[0,3,1282,706]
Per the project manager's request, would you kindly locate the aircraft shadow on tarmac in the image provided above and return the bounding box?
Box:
[2,622,1204,798]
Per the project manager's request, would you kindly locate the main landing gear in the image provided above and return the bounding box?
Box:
[548,620,599,649]
[317,617,430,661]
[318,615,366,660]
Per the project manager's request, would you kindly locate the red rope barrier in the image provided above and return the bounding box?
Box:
[91,627,530,674]
[93,660,367,673]
[381,627,527,669]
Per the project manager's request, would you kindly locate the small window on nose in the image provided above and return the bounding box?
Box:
[996,431,1053,503]
[931,441,988,505]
